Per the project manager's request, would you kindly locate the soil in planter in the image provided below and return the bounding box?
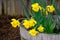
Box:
[0,15,21,40]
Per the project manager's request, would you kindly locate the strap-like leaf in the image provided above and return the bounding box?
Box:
[50,23,56,32]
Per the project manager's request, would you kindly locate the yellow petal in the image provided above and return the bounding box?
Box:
[11,18,16,21]
[46,5,55,13]
[11,19,20,28]
[32,3,40,12]
[29,29,39,36]
[23,22,30,29]
[38,25,44,32]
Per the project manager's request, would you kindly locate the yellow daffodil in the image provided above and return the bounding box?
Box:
[46,5,55,13]
[38,25,44,32]
[23,20,30,29]
[32,3,40,12]
[11,19,20,28]
[29,29,39,36]
[23,19,37,29]
[29,18,37,27]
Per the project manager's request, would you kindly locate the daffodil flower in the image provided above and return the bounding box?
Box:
[23,20,30,29]
[46,5,55,13]
[11,19,20,28]
[29,29,39,36]
[29,18,37,27]
[37,25,44,32]
[32,3,40,12]
[23,19,37,29]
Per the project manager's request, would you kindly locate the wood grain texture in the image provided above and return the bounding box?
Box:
[14,0,24,17]
[0,0,60,16]
[3,0,26,17]
[7,0,15,16]
[3,0,14,16]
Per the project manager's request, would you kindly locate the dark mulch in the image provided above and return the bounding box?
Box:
[0,15,21,40]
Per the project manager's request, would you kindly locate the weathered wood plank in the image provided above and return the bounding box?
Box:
[0,0,2,15]
[7,0,15,16]
[3,0,7,15]
[3,0,25,17]
[3,0,16,16]
[14,0,25,17]
[56,0,60,9]
[14,0,21,16]
[3,0,6,14]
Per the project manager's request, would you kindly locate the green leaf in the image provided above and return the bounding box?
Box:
[32,10,41,21]
[49,23,56,32]
[37,0,42,5]
[47,14,53,26]
[23,8,30,19]
[58,17,60,24]
[55,6,60,15]
[43,0,47,8]
[30,0,37,4]
[51,0,55,5]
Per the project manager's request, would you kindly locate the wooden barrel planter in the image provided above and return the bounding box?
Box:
[20,15,60,40]
[20,26,60,40]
